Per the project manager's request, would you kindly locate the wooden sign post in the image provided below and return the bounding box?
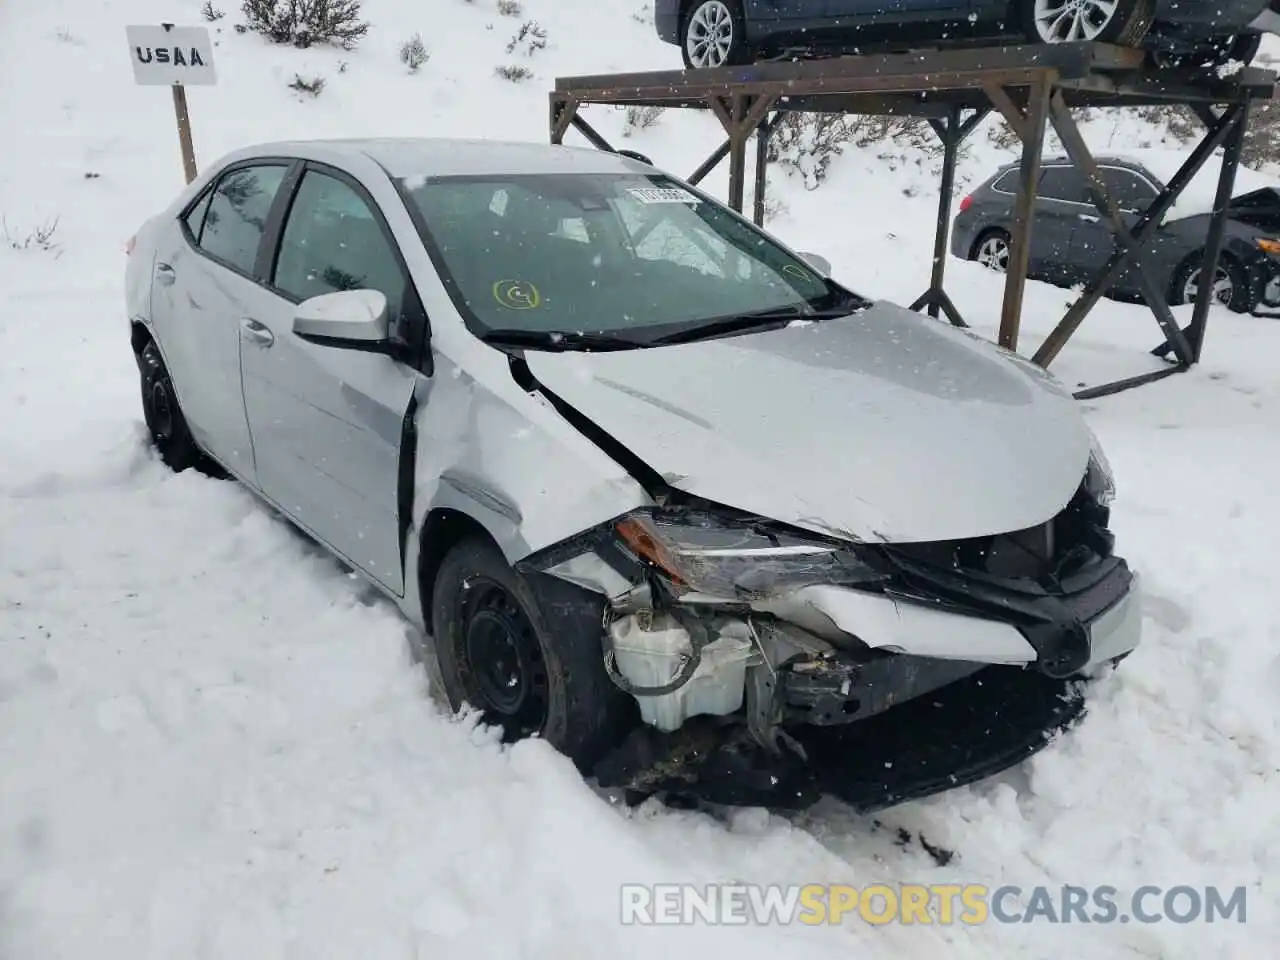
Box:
[126,23,218,184]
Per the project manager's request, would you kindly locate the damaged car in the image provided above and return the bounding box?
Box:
[125,138,1141,811]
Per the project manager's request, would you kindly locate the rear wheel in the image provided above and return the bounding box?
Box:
[138,340,201,472]
[430,536,632,770]
[972,229,1012,273]
[680,0,751,69]
[1173,253,1256,314]
[1022,0,1154,46]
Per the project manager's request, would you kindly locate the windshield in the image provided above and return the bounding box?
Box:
[399,171,861,343]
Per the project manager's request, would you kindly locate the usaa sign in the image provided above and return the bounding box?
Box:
[126,24,217,86]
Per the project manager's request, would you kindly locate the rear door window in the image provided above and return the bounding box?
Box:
[1038,167,1090,205]
[197,164,289,275]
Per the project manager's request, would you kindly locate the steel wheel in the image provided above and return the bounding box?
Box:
[683,1,741,68]
[455,576,549,741]
[147,379,175,441]
[137,339,201,472]
[1182,265,1235,308]
[976,233,1011,272]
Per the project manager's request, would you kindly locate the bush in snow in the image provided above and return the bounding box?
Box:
[201,2,227,21]
[400,33,429,72]
[622,105,664,136]
[3,216,61,255]
[288,73,326,96]
[505,21,547,56]
[495,64,533,83]
[497,0,522,16]
[242,0,369,50]
[767,112,939,190]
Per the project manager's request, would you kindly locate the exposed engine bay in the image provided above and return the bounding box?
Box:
[517,465,1140,810]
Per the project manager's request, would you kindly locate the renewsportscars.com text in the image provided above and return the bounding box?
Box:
[620,883,1249,926]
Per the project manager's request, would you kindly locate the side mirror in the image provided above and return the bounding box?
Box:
[293,289,389,348]
[798,252,832,276]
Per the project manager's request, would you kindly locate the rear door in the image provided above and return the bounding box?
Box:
[239,163,426,595]
[149,161,291,480]
[1029,165,1091,278]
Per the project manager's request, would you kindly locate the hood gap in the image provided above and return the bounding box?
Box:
[507,354,672,500]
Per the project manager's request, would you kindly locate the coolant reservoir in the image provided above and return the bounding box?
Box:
[609,614,754,732]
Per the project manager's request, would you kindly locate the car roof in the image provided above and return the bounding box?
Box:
[224,137,652,178]
[993,153,1145,174]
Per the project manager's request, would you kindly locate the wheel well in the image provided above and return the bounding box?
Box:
[130,321,153,357]
[417,508,501,621]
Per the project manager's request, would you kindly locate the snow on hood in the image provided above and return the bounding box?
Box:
[525,302,1094,544]
[1111,148,1277,221]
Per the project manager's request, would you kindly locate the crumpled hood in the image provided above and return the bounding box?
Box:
[525,302,1094,544]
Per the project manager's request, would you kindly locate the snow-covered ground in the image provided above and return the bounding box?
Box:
[1,1,1277,957]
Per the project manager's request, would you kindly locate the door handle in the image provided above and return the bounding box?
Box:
[155,262,176,286]
[1078,214,1100,223]
[240,318,275,347]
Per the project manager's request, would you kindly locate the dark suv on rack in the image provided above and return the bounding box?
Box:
[656,0,1279,70]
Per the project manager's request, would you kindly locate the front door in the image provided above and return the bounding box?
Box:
[1028,165,1091,280]
[1068,165,1159,289]
[240,164,426,595]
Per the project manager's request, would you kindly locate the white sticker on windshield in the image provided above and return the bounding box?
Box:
[628,187,699,205]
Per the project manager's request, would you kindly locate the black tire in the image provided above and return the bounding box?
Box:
[1172,253,1257,314]
[138,340,201,472]
[680,0,751,69]
[1020,0,1154,47]
[430,536,633,771]
[971,228,1012,272]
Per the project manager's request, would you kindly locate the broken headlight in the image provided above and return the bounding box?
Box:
[1084,430,1115,508]
[613,508,886,600]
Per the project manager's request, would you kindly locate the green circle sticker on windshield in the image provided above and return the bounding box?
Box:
[493,279,541,310]
[782,264,812,282]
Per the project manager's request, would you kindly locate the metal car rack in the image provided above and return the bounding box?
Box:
[549,42,1279,399]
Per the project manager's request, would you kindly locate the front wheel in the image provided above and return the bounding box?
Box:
[1022,0,1154,46]
[430,537,633,770]
[1172,254,1256,314]
[680,0,751,69]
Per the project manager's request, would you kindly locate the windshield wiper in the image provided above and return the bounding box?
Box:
[651,302,862,346]
[480,328,650,352]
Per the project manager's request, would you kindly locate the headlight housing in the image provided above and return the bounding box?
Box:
[1084,430,1115,508]
[613,508,885,600]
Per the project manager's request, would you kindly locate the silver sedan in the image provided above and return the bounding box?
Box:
[125,138,1141,810]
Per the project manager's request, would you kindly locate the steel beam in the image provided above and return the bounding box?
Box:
[908,105,989,327]
[1033,103,1246,367]
[1046,91,1194,366]
[1152,102,1249,363]
[999,76,1053,351]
